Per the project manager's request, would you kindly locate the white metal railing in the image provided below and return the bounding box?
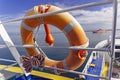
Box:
[108,0,118,80]
[0,0,118,80]
[0,21,30,77]
[0,44,110,52]
[0,44,119,52]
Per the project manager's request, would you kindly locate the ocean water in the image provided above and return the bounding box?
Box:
[0,27,118,78]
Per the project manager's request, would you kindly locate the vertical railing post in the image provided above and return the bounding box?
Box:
[108,0,118,80]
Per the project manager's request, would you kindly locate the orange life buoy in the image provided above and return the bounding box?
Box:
[20,4,89,74]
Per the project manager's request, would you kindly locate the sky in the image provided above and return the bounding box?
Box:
[0,0,120,32]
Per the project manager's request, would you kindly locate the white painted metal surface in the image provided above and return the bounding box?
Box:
[0,21,30,76]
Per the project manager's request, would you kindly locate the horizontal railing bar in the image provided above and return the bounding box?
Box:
[0,0,112,24]
[0,61,107,79]
[45,66,107,79]
[0,45,110,52]
[0,58,16,63]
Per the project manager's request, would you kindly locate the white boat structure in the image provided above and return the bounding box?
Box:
[0,0,119,80]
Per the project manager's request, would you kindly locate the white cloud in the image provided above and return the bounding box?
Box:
[73,9,112,23]
[0,13,25,32]
[54,2,67,8]
[53,1,120,30]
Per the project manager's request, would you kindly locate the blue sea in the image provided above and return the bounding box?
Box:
[0,25,119,78]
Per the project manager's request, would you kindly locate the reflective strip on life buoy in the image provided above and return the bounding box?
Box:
[20,4,89,74]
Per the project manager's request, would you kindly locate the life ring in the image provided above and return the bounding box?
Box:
[20,4,89,74]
